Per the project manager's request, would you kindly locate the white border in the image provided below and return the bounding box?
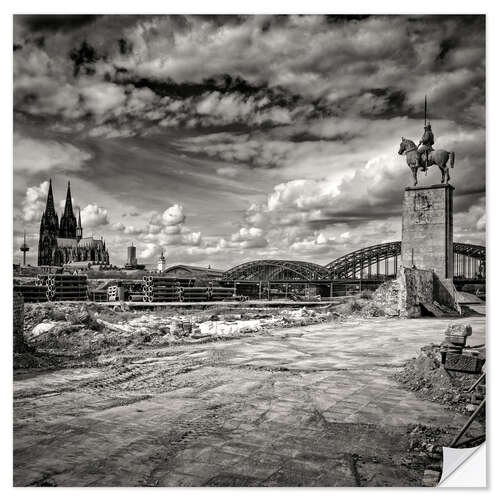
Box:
[1,1,497,497]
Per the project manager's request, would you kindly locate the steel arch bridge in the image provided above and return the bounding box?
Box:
[326,241,485,280]
[222,260,331,282]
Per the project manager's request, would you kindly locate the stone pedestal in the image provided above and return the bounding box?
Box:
[401,184,453,279]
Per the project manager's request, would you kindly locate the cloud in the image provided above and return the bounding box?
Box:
[14,16,484,138]
[216,166,241,178]
[14,134,92,174]
[162,204,185,226]
[453,197,486,245]
[113,203,201,253]
[12,15,485,268]
[123,225,143,235]
[139,242,159,259]
[22,181,48,222]
[79,81,127,115]
[80,203,109,228]
[231,227,268,248]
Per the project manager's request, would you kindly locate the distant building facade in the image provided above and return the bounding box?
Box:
[38,180,109,267]
[124,243,145,270]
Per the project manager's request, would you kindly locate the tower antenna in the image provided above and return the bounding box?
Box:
[20,230,30,266]
[424,95,427,127]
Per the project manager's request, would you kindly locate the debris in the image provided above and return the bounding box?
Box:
[30,321,59,339]
[19,302,343,370]
[422,469,441,487]
[371,280,400,316]
[394,345,479,412]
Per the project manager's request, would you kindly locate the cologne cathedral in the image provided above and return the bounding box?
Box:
[37,180,109,266]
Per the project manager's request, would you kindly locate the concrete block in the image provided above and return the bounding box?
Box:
[397,267,434,318]
[445,323,472,337]
[444,353,485,373]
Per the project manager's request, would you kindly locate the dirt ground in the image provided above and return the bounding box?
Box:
[13,315,485,487]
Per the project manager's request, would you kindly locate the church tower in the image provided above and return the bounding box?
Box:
[157,249,166,273]
[59,181,77,238]
[38,179,59,266]
[76,208,83,242]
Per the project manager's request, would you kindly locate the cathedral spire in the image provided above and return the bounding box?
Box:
[59,180,77,238]
[38,178,59,266]
[76,207,83,241]
[63,181,75,218]
[45,178,57,219]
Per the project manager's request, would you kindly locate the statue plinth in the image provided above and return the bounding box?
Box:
[401,184,454,279]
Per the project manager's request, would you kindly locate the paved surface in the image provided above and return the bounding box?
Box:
[14,316,485,487]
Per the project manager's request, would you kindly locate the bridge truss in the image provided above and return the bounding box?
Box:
[326,241,485,280]
[222,242,485,283]
[222,259,331,282]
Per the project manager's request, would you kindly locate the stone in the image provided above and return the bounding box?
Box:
[30,321,59,338]
[397,267,433,318]
[445,323,472,337]
[444,353,484,373]
[401,184,454,279]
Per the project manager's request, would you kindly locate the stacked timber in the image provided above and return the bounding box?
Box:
[139,277,236,302]
[35,274,88,301]
[141,276,193,302]
[129,294,145,302]
[182,286,211,302]
[208,286,235,301]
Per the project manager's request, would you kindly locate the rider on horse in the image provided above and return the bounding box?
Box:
[417,123,434,172]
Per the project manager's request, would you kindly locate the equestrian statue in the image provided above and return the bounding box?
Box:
[398,97,455,186]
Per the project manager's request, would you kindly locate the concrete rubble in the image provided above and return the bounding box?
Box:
[18,278,473,369]
[394,322,485,416]
[19,303,342,367]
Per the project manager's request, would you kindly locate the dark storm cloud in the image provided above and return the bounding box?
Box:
[70,40,103,77]
[114,72,300,104]
[17,15,101,33]
[13,14,486,134]
[325,15,372,23]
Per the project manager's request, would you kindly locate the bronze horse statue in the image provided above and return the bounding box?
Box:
[398,137,455,186]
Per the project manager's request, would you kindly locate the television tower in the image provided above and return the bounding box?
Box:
[20,231,29,266]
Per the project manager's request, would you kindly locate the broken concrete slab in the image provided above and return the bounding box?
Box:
[444,353,485,374]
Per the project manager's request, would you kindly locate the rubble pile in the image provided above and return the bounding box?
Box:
[371,280,400,317]
[394,345,479,412]
[407,423,448,456]
[20,303,339,363]
[335,290,396,318]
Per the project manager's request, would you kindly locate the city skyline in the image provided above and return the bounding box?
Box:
[13,15,485,268]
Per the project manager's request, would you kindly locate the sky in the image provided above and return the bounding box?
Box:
[13,14,485,269]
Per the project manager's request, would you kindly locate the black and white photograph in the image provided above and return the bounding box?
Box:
[11,12,486,487]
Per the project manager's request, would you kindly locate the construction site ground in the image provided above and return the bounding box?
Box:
[14,315,485,487]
